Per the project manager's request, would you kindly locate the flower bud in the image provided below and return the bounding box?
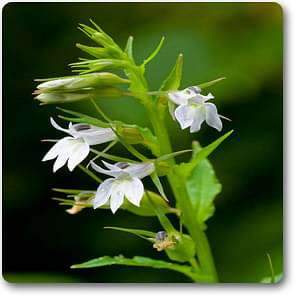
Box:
[76,43,109,58]
[70,59,127,73]
[117,127,145,144]
[35,87,123,104]
[36,73,129,91]
[36,92,90,104]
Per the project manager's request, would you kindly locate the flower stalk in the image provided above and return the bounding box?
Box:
[127,55,219,282]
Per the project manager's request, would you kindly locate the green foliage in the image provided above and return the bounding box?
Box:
[174,130,233,177]
[159,54,183,114]
[70,255,209,282]
[124,36,134,61]
[160,54,183,92]
[198,77,226,89]
[185,142,222,229]
[166,234,196,263]
[104,226,156,239]
[142,36,165,67]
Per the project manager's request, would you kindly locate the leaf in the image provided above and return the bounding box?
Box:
[198,77,226,89]
[70,255,209,282]
[186,158,221,228]
[56,107,110,128]
[142,36,165,66]
[150,172,168,200]
[175,130,233,178]
[160,53,183,91]
[125,36,134,61]
[158,54,183,114]
[104,226,156,240]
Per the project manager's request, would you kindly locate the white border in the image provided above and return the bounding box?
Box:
[1,0,298,298]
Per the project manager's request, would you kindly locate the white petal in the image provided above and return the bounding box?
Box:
[168,91,189,105]
[205,103,223,131]
[52,139,79,172]
[124,178,144,206]
[82,128,116,146]
[90,161,124,178]
[50,117,71,134]
[168,87,200,105]
[67,141,90,171]
[201,92,214,102]
[102,160,122,171]
[70,125,116,145]
[37,78,74,89]
[53,151,70,173]
[174,104,195,129]
[42,137,73,161]
[125,162,155,179]
[110,183,125,214]
[190,107,206,133]
[93,179,114,209]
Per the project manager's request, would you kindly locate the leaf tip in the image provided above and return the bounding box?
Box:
[70,264,78,269]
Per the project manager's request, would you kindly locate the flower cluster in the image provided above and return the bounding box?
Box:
[35,20,233,283]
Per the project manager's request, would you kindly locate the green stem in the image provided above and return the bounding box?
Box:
[127,62,218,283]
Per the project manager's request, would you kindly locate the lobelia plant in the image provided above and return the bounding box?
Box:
[34,20,234,283]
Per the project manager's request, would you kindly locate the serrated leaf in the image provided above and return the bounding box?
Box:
[70,255,209,282]
[186,159,221,228]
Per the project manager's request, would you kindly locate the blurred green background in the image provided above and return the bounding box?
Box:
[2,2,283,283]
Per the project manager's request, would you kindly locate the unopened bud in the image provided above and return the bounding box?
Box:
[36,72,129,91]
[76,43,109,59]
[35,87,123,105]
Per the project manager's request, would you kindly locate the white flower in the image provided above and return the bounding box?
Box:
[91,160,155,214]
[42,118,116,172]
[168,86,223,133]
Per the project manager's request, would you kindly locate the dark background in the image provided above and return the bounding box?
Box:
[3,2,283,283]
